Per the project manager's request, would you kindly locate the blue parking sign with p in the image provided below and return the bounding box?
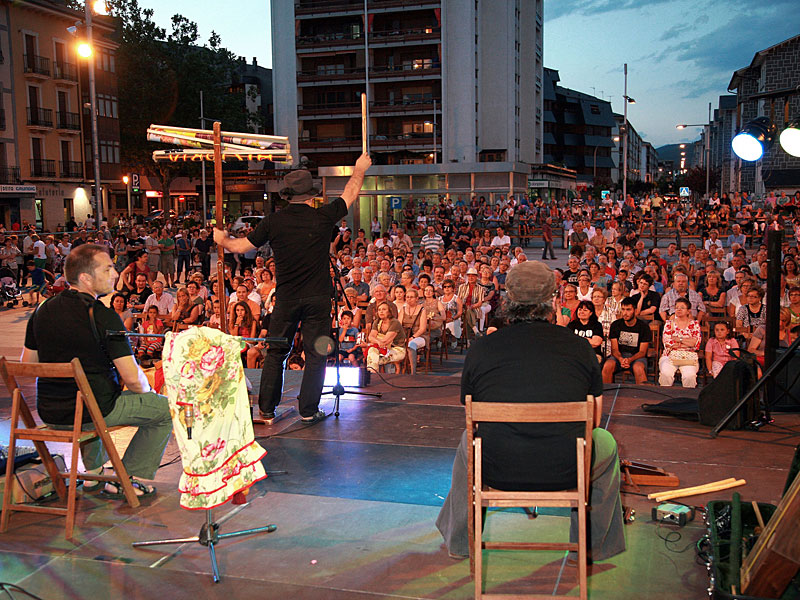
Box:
[389,196,402,209]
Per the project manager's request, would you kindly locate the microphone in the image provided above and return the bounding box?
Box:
[177,402,195,439]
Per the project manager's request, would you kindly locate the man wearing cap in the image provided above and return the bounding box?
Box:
[214,153,372,424]
[456,267,486,339]
[436,260,626,561]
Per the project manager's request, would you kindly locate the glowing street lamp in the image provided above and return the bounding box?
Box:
[780,119,800,157]
[77,42,92,58]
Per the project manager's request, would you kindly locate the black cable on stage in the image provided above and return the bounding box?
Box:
[0,583,46,600]
[607,385,695,400]
[367,368,461,390]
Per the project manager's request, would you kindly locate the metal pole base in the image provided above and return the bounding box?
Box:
[132,509,277,583]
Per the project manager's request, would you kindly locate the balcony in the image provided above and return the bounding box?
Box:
[29,159,56,178]
[27,107,53,129]
[53,61,78,83]
[0,166,21,184]
[297,26,440,51]
[56,111,81,132]
[297,63,441,85]
[298,100,362,118]
[295,0,440,17]
[23,54,50,78]
[299,132,440,153]
[0,108,5,131]
[60,160,83,178]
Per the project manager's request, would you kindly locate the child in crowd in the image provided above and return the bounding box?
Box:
[22,261,52,306]
[337,310,361,366]
[137,305,165,361]
[704,321,739,378]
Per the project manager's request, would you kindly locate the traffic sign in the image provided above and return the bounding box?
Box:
[389,196,402,209]
[679,187,690,197]
[601,190,610,199]
[131,173,140,193]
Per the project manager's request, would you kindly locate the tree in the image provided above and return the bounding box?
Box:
[104,1,248,208]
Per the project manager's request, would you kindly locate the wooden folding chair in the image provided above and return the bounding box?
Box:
[467,394,594,600]
[0,358,140,540]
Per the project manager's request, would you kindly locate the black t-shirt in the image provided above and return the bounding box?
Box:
[248,198,348,300]
[608,318,652,355]
[24,290,133,424]
[569,319,604,356]
[124,285,152,307]
[194,237,213,254]
[461,321,603,490]
[632,290,662,318]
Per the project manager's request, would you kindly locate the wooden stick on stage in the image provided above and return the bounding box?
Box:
[361,93,368,155]
[649,478,746,502]
[213,121,227,334]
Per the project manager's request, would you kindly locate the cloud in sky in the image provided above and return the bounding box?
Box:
[545,0,675,21]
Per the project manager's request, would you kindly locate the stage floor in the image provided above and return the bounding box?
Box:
[1,366,799,599]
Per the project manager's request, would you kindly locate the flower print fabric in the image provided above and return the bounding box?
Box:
[163,326,267,509]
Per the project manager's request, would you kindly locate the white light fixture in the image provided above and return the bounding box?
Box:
[779,119,800,157]
[92,0,108,15]
[77,42,92,58]
[732,116,776,161]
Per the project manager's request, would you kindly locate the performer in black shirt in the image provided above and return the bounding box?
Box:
[214,153,372,424]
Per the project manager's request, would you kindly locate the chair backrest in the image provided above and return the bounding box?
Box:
[0,357,103,426]
[466,395,595,495]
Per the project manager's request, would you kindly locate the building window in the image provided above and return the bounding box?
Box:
[99,140,120,164]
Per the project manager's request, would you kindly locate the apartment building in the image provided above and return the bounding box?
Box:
[0,0,117,231]
[272,0,544,230]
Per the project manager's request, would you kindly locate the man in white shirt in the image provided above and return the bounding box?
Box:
[32,235,47,268]
[490,227,511,250]
[421,225,444,253]
[143,280,175,318]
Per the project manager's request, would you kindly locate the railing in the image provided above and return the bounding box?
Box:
[297,26,440,47]
[30,159,56,178]
[60,160,83,178]
[23,54,50,77]
[296,0,438,14]
[297,63,440,81]
[53,61,78,82]
[27,107,53,128]
[0,166,21,184]
[299,133,440,147]
[298,97,441,114]
[56,111,81,130]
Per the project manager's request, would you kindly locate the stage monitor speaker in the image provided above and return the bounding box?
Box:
[772,348,800,412]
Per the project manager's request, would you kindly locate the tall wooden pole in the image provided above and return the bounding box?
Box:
[214,121,227,333]
[361,93,368,155]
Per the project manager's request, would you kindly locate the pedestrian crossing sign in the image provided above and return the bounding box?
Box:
[679,187,690,197]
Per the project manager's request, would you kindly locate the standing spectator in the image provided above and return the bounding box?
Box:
[158,228,176,288]
[194,229,213,279]
[175,233,191,283]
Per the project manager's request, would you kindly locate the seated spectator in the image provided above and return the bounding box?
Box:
[659,272,706,322]
[591,287,614,356]
[340,287,363,329]
[337,310,361,366]
[143,280,175,320]
[602,297,651,384]
[575,269,594,301]
[346,268,370,302]
[124,273,152,312]
[422,284,446,344]
[136,305,165,361]
[629,273,660,321]
[170,287,202,330]
[366,301,406,373]
[110,292,134,331]
[659,298,702,388]
[228,283,260,325]
[705,321,739,378]
[399,287,428,375]
[364,284,398,334]
[701,269,726,314]
[557,283,580,326]
[568,300,604,360]
[441,279,463,347]
[748,307,794,367]
[736,284,766,332]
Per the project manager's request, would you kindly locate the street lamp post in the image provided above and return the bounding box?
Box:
[621,64,635,204]
[675,104,712,201]
[84,0,102,225]
[122,175,131,216]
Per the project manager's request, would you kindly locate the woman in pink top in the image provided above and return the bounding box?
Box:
[704,321,739,378]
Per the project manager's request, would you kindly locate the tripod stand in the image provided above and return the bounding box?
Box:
[322,256,381,417]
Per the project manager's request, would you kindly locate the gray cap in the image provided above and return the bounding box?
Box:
[505,261,556,304]
[279,169,320,203]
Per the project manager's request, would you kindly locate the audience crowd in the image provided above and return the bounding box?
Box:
[2,187,800,386]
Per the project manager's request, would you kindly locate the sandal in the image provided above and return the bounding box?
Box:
[100,477,157,499]
[81,467,104,493]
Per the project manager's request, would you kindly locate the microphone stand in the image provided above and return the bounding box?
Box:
[323,255,381,417]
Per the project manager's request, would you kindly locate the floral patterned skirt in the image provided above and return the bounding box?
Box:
[163,327,267,510]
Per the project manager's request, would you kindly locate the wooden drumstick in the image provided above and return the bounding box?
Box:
[361,93,368,155]
[648,478,737,500]
[651,479,746,502]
